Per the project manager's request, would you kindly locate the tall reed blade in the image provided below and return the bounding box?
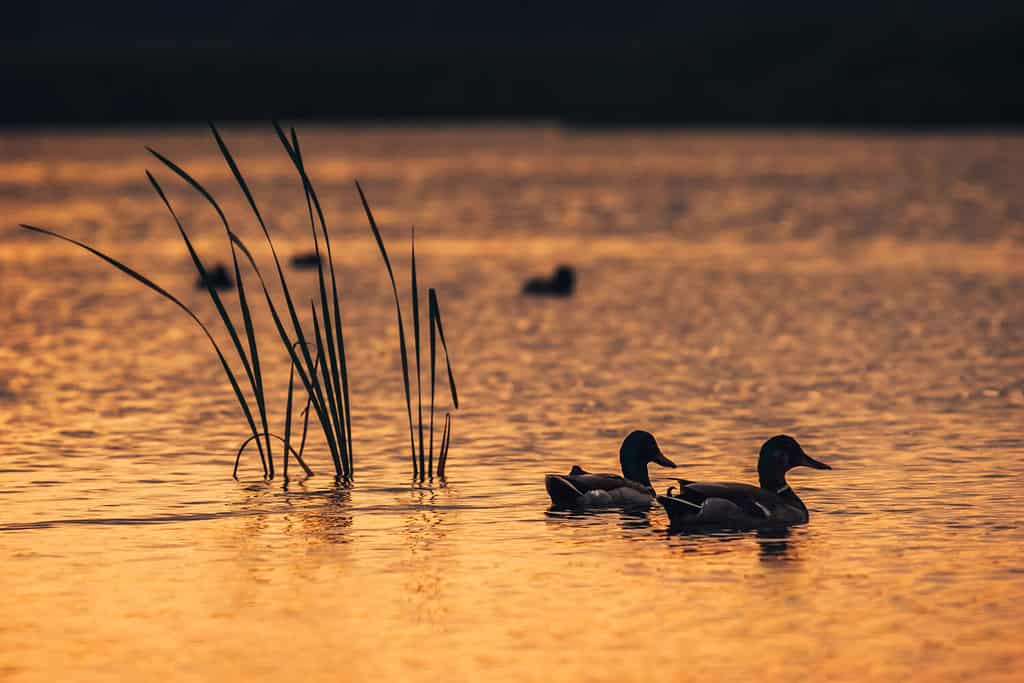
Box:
[283,354,296,479]
[227,232,344,475]
[158,130,351,477]
[282,341,320,480]
[309,299,346,478]
[289,127,353,470]
[275,123,352,477]
[430,291,459,410]
[147,148,273,478]
[411,228,425,478]
[428,288,438,476]
[356,180,417,476]
[438,413,453,478]
[18,224,265,479]
[146,171,269,476]
[431,291,458,479]
[293,342,322,467]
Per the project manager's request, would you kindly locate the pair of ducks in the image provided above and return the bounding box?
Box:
[545,431,831,528]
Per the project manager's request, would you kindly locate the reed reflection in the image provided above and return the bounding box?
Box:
[402,484,455,553]
[296,484,353,545]
[399,484,457,623]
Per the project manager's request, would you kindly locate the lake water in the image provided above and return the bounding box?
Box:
[1,126,1023,681]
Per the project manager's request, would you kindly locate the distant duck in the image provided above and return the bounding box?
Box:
[523,265,575,296]
[196,264,233,291]
[657,435,831,529]
[545,431,677,508]
[290,252,321,269]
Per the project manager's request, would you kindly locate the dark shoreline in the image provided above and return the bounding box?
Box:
[4,21,1021,128]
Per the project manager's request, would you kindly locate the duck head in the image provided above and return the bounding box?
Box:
[757,434,831,491]
[554,266,575,290]
[620,430,676,486]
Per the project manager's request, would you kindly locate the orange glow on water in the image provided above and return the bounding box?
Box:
[1,127,1023,682]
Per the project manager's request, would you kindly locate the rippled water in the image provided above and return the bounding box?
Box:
[1,126,1023,681]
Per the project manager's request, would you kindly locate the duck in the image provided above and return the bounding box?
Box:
[545,430,677,508]
[657,435,831,529]
[195,263,233,291]
[523,265,575,296]
[290,251,322,269]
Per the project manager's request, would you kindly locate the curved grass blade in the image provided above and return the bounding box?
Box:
[146,171,267,477]
[147,147,273,478]
[227,231,344,475]
[214,121,350,481]
[211,122,345,476]
[277,124,352,475]
[210,122,354,477]
[19,224,264,480]
[235,433,312,477]
[429,289,459,410]
[284,129,348,477]
[355,180,417,476]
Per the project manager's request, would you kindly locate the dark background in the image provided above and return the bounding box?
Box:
[3,0,1022,126]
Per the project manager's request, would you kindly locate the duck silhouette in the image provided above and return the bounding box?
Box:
[657,435,831,529]
[290,252,321,269]
[195,263,233,291]
[545,431,677,508]
[523,265,575,296]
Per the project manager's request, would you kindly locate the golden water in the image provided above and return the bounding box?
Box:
[1,127,1023,681]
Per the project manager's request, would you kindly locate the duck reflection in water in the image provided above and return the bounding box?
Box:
[666,526,799,563]
[756,527,794,561]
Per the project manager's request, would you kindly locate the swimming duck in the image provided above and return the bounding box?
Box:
[657,435,830,528]
[196,263,233,291]
[290,251,322,269]
[523,265,575,296]
[545,431,677,508]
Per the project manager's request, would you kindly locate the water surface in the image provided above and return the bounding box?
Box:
[1,126,1023,681]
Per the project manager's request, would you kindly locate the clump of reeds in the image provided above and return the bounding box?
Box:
[20,123,458,482]
[357,186,460,480]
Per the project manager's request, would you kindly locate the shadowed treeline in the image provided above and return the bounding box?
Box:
[2,1,1022,126]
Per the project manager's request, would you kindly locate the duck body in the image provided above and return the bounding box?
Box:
[290,252,322,269]
[523,265,575,297]
[546,466,656,508]
[196,263,233,291]
[545,431,676,509]
[657,435,830,529]
[658,481,809,528]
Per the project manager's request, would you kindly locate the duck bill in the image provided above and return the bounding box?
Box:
[802,453,832,470]
[652,450,677,468]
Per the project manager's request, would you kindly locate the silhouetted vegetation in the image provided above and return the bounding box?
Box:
[21,124,460,481]
[357,189,459,481]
